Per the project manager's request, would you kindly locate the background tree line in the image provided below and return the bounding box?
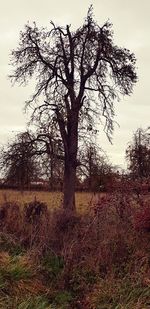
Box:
[0,129,115,192]
[0,126,149,192]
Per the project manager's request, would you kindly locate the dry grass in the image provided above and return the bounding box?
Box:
[0,189,93,213]
[0,190,149,308]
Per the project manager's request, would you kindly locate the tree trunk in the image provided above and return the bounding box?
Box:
[63,158,76,212]
[58,107,78,212]
[63,112,78,212]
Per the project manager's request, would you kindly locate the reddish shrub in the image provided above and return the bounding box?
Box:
[0,201,21,234]
[134,207,150,232]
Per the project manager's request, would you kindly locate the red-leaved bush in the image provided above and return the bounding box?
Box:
[134,206,150,232]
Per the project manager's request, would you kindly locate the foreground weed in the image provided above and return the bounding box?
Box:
[0,272,6,289]
[0,255,32,284]
[6,264,31,281]
[18,296,52,309]
[0,233,24,256]
[90,278,150,309]
[42,254,64,281]
[68,267,98,296]
[54,291,73,308]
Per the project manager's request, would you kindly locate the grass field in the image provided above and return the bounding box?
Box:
[0,189,94,213]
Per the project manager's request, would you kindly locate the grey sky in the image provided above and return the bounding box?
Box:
[0,0,150,168]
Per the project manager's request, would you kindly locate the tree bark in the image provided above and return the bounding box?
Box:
[63,158,76,212]
[62,110,78,212]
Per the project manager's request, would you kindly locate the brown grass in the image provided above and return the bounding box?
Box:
[0,189,93,213]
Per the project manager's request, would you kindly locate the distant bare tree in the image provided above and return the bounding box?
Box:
[0,132,39,190]
[32,123,64,190]
[126,128,150,179]
[9,7,137,211]
[78,143,113,191]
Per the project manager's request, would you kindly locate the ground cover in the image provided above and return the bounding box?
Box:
[0,190,149,308]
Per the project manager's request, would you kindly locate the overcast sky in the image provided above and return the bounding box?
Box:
[0,0,150,169]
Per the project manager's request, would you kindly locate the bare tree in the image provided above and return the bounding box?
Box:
[0,132,39,190]
[126,128,150,179]
[32,123,64,190]
[78,142,111,191]
[9,7,137,211]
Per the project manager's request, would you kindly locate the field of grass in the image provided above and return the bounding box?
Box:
[0,189,94,214]
[0,189,149,308]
